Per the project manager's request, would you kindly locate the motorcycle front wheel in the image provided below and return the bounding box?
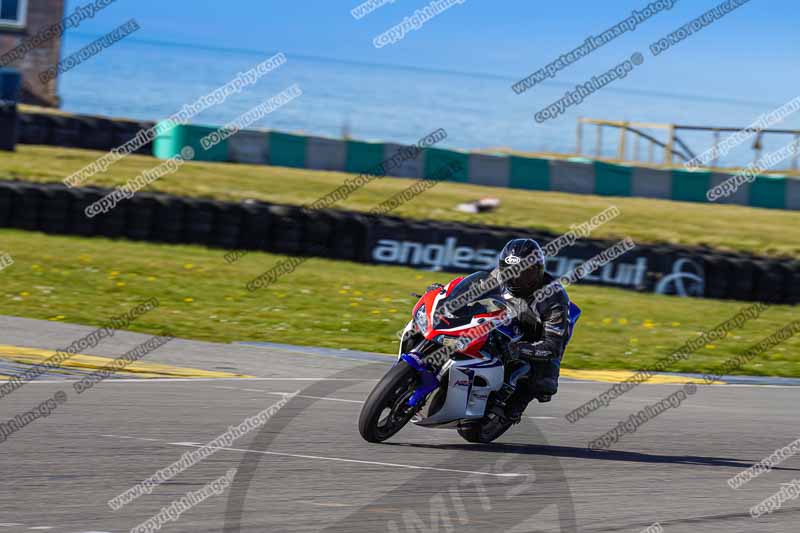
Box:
[358,361,419,443]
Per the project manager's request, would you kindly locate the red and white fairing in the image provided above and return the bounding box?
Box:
[410,277,508,359]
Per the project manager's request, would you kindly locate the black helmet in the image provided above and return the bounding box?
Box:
[497,238,545,299]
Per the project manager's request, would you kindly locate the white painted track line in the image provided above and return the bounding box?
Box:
[168,441,526,478]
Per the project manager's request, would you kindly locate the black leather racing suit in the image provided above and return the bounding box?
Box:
[494,271,572,405]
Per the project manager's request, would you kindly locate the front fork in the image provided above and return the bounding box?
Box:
[399,353,439,407]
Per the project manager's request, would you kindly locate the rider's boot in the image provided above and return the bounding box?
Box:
[506,379,555,421]
[505,385,535,423]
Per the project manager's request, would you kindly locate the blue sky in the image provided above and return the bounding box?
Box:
[64,0,797,108]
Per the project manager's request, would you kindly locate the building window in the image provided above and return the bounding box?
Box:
[0,0,27,29]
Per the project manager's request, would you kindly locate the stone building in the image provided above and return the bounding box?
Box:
[0,0,65,107]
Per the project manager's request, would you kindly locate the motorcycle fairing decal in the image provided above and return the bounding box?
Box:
[457,367,475,406]
[461,358,502,369]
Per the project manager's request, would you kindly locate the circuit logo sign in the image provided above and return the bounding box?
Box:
[370,237,656,291]
[372,237,498,271]
[654,258,704,297]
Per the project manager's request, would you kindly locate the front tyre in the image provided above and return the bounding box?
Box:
[358,361,419,443]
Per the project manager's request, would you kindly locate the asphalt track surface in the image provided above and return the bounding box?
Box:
[1,315,798,532]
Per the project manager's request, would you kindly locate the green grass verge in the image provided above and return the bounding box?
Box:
[3,145,799,258]
[0,229,797,377]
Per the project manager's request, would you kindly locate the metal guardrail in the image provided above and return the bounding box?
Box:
[576,117,800,171]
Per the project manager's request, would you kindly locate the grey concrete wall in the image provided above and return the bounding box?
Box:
[227,130,269,164]
[549,160,595,194]
[468,153,510,188]
[306,136,347,171]
[631,167,672,200]
[383,143,424,179]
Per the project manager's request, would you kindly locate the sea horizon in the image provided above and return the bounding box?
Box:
[56,32,800,168]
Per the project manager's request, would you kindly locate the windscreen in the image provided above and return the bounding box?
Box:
[432,271,508,330]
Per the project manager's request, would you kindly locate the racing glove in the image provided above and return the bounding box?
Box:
[511,341,556,362]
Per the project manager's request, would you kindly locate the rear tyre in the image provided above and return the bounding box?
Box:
[358,361,419,443]
[457,413,514,444]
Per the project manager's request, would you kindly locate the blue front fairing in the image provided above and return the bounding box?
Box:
[400,353,439,407]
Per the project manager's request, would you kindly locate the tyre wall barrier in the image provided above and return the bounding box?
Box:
[0,179,796,304]
[17,111,155,154]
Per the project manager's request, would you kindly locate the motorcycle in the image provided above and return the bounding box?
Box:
[359,270,577,444]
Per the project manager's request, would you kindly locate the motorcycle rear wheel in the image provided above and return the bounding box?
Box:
[358,361,419,443]
[457,413,513,444]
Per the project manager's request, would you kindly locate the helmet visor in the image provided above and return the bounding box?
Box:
[501,265,540,293]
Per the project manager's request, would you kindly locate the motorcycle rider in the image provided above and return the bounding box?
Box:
[493,238,578,422]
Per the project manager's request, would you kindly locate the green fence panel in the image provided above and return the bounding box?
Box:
[594,161,632,196]
[345,140,386,174]
[671,169,711,203]
[508,156,550,190]
[153,123,229,162]
[424,148,469,182]
[268,132,307,168]
[749,175,787,209]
